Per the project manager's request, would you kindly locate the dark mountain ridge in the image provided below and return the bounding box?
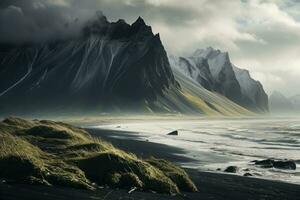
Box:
[0,15,254,116]
[0,16,179,115]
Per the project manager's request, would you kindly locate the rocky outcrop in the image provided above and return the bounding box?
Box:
[253,159,296,170]
[169,56,214,91]
[167,130,178,136]
[170,47,269,112]
[233,66,269,112]
[0,16,178,115]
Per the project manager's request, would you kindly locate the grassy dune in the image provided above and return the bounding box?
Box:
[0,117,197,194]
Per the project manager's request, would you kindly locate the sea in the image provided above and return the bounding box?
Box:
[91,117,300,184]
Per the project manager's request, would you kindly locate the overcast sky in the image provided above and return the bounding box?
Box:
[1,0,300,97]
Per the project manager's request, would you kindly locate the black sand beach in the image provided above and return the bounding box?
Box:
[1,128,300,200]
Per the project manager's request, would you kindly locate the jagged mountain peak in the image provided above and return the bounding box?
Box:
[193,47,228,60]
[0,14,179,115]
[170,47,268,112]
[132,16,147,27]
[82,15,152,40]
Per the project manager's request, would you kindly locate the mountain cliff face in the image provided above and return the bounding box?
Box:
[0,16,254,116]
[170,47,268,112]
[233,66,269,112]
[0,16,179,115]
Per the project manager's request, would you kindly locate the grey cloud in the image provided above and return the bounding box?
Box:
[0,0,96,44]
[0,0,299,96]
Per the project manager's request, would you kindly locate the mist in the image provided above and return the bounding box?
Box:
[0,0,98,44]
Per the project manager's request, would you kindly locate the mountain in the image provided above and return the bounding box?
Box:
[290,95,300,109]
[169,55,214,91]
[269,91,294,113]
[170,47,268,112]
[232,66,269,112]
[0,16,252,116]
[269,91,300,114]
[0,16,174,115]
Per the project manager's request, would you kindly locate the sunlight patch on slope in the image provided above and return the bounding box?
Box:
[181,91,221,116]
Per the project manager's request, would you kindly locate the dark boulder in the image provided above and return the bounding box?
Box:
[253,159,273,168]
[253,159,296,170]
[224,166,238,173]
[167,131,178,136]
[273,160,296,170]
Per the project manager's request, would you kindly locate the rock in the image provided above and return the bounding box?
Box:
[224,166,238,173]
[216,168,221,171]
[273,160,296,170]
[253,159,273,168]
[253,159,296,170]
[167,130,178,136]
[243,173,253,177]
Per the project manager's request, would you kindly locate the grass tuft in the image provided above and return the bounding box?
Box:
[0,117,197,194]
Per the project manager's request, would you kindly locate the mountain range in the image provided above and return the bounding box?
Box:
[0,15,266,116]
[170,47,269,112]
[269,91,300,114]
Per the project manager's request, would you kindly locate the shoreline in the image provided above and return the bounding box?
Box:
[88,128,300,199]
[1,127,300,200]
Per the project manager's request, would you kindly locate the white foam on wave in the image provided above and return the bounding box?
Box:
[91,117,300,184]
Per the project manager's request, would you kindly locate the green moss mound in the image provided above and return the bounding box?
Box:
[0,117,197,194]
[146,157,198,192]
[0,134,92,189]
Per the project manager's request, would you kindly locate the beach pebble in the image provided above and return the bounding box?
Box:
[224,166,238,173]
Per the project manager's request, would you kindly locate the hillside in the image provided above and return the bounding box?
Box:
[0,117,197,194]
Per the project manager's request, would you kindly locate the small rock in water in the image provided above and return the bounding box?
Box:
[253,159,273,168]
[167,130,178,136]
[243,173,253,177]
[273,160,296,170]
[224,166,238,173]
[216,168,221,171]
[253,159,296,170]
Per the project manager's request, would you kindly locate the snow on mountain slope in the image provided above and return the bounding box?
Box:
[233,66,268,112]
[170,47,268,112]
[169,56,214,90]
